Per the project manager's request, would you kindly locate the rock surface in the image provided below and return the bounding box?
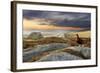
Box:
[37,51,83,61]
[27,32,43,40]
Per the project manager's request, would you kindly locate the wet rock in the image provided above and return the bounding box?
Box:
[37,51,83,61]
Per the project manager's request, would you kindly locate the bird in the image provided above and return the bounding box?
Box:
[76,34,83,47]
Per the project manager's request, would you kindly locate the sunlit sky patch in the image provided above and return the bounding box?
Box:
[23,10,91,31]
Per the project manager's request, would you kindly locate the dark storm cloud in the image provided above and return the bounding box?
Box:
[23,10,91,29]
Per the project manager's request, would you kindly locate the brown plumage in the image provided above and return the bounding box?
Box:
[76,34,83,45]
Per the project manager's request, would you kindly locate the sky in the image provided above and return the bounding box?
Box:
[23,10,91,31]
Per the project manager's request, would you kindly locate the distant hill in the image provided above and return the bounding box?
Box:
[65,31,90,38]
[71,31,91,38]
[72,31,90,38]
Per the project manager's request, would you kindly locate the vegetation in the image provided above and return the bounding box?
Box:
[23,32,91,62]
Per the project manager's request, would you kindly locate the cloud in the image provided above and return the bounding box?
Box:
[23,10,90,21]
[23,18,84,31]
[23,10,91,29]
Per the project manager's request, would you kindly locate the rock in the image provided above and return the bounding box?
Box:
[37,51,83,61]
[62,46,91,59]
[27,32,43,40]
[80,47,91,59]
[64,33,77,39]
[35,43,69,52]
[23,43,69,62]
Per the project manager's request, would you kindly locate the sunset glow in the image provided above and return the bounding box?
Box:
[23,19,84,30]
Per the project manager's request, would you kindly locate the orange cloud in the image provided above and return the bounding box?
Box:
[23,19,84,30]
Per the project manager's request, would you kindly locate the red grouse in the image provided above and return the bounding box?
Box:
[76,34,83,46]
